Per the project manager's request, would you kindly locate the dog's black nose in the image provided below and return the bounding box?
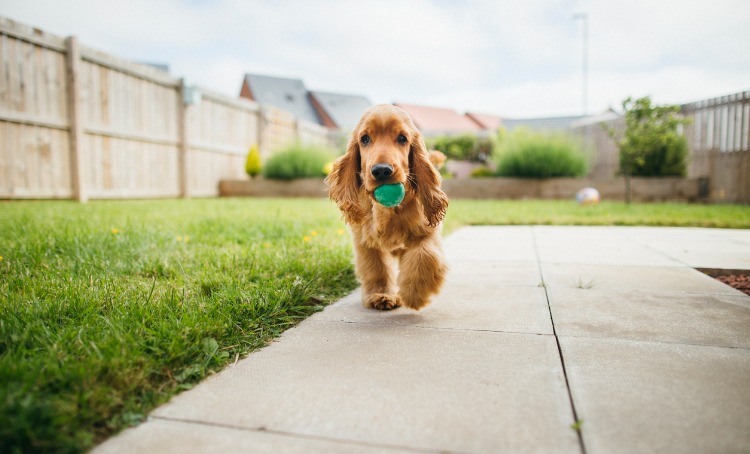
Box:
[371,163,394,181]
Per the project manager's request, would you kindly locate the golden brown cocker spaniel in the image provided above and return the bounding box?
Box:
[326,105,448,310]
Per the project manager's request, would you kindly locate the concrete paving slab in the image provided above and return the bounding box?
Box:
[94,418,404,454]
[532,226,683,267]
[149,322,580,453]
[446,260,543,288]
[547,286,750,348]
[540,262,744,295]
[560,336,750,454]
[310,284,553,335]
[623,227,750,269]
[444,226,537,263]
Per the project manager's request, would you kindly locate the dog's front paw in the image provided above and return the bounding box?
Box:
[364,293,402,311]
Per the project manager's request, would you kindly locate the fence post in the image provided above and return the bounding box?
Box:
[257,104,266,159]
[177,79,189,198]
[65,36,87,202]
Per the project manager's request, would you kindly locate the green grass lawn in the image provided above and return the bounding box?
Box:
[443,199,750,232]
[1,197,748,453]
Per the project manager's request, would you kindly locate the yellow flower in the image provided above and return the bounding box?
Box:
[0,256,3,261]
[263,242,271,248]
[184,236,190,243]
[176,235,182,242]
[303,236,311,242]
[111,228,119,235]
[337,228,345,235]
[323,161,334,175]
[310,230,318,236]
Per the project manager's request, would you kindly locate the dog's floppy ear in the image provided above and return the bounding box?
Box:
[409,131,448,227]
[326,133,366,224]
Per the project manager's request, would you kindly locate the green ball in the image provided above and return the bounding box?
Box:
[374,183,405,207]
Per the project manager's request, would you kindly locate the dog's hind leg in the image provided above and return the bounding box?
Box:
[397,236,447,310]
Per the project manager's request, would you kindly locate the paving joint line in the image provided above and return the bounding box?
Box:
[311,319,553,336]
[531,226,587,454]
[149,415,453,453]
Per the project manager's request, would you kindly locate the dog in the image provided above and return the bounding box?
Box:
[326,104,448,311]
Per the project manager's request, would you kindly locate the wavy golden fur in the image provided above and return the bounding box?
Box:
[326,105,448,310]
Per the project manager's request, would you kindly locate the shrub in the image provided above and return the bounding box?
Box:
[494,129,588,178]
[263,144,335,180]
[428,134,493,162]
[470,166,495,178]
[245,145,261,178]
[604,96,689,178]
[603,96,690,203]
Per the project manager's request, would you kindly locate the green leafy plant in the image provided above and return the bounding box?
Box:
[263,144,335,180]
[245,145,261,178]
[470,166,495,178]
[603,96,690,203]
[428,134,493,162]
[494,129,588,178]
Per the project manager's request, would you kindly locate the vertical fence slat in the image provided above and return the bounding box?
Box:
[177,79,188,198]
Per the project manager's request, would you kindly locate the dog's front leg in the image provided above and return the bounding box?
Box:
[353,240,401,310]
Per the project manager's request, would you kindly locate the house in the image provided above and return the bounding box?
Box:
[466,112,503,131]
[240,73,372,132]
[501,115,586,132]
[394,103,485,137]
[309,91,372,132]
[240,73,322,125]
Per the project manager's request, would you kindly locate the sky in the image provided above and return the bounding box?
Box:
[3,0,749,118]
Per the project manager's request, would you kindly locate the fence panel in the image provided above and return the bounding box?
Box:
[0,17,72,198]
[0,16,336,200]
[684,91,750,202]
[78,45,182,198]
[298,119,336,150]
[186,90,259,196]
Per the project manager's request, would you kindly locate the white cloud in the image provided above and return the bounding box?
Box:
[2,0,748,117]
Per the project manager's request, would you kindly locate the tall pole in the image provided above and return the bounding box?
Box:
[573,13,588,116]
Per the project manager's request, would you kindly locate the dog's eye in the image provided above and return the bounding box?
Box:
[361,134,371,145]
[397,134,407,145]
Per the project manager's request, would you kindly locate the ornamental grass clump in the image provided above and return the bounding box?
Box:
[495,129,588,178]
[263,145,336,180]
[245,145,261,178]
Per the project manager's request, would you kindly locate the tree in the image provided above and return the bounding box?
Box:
[245,145,261,178]
[604,96,690,203]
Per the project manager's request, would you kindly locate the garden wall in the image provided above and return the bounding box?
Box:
[219,177,707,203]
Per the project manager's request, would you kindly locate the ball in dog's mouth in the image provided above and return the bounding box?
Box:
[373,183,405,207]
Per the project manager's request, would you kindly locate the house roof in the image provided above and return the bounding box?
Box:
[395,103,483,136]
[309,91,372,131]
[466,112,503,130]
[241,73,321,125]
[502,115,586,132]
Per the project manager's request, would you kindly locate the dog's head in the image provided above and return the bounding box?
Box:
[326,104,448,226]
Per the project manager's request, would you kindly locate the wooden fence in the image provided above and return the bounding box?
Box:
[0,17,335,200]
[572,91,750,204]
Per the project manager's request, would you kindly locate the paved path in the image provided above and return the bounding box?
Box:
[95,226,750,453]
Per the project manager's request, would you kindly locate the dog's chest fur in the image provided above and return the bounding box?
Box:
[358,199,429,251]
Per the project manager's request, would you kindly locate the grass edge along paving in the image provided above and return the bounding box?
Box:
[1,198,749,453]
